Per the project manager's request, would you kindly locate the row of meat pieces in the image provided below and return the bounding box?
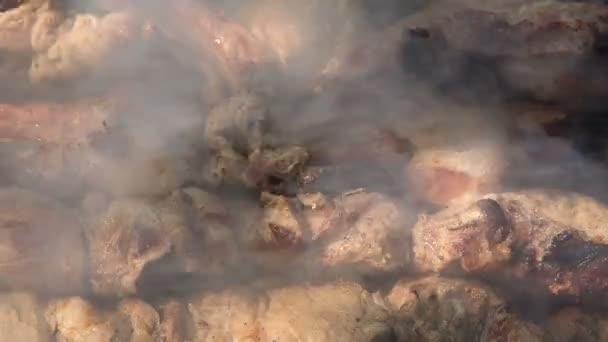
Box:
[0,185,411,297]
[2,0,608,109]
[0,85,578,204]
[3,276,608,342]
[7,177,608,306]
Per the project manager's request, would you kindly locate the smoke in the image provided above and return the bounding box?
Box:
[2,1,608,329]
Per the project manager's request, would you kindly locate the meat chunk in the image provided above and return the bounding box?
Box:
[45,297,160,342]
[187,281,394,342]
[0,292,50,342]
[412,190,608,302]
[159,300,187,342]
[386,277,545,342]
[0,187,85,294]
[203,91,309,191]
[0,0,52,52]
[29,11,140,83]
[86,188,235,296]
[0,98,118,144]
[544,307,608,342]
[253,189,412,273]
[321,1,608,110]
[405,141,506,206]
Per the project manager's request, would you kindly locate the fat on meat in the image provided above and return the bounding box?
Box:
[45,297,160,342]
[187,281,394,342]
[412,190,608,301]
[0,187,86,294]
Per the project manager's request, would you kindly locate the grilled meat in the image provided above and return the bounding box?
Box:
[203,91,309,191]
[45,297,160,342]
[0,292,50,342]
[412,190,608,302]
[86,188,237,296]
[187,281,394,342]
[386,276,545,342]
[253,189,411,273]
[406,141,507,206]
[30,11,140,83]
[0,98,117,144]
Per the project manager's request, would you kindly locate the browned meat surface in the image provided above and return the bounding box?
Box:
[30,11,140,83]
[0,98,119,144]
[253,189,411,273]
[86,188,238,296]
[412,190,608,301]
[45,297,160,341]
[321,0,608,110]
[405,141,506,206]
[386,277,545,342]
[0,292,50,342]
[187,281,394,342]
[159,300,186,342]
[544,307,608,342]
[0,187,85,294]
[0,0,51,52]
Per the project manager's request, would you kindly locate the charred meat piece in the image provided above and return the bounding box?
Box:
[0,292,50,342]
[0,187,86,294]
[386,277,545,342]
[45,297,160,342]
[413,190,608,301]
[187,281,394,342]
[245,145,309,193]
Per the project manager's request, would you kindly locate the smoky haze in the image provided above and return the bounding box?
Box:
[2,0,608,314]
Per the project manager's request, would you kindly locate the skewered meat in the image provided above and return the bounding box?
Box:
[0,187,85,294]
[412,190,608,302]
[0,292,50,342]
[405,141,506,206]
[386,276,545,342]
[45,297,160,341]
[187,281,394,342]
